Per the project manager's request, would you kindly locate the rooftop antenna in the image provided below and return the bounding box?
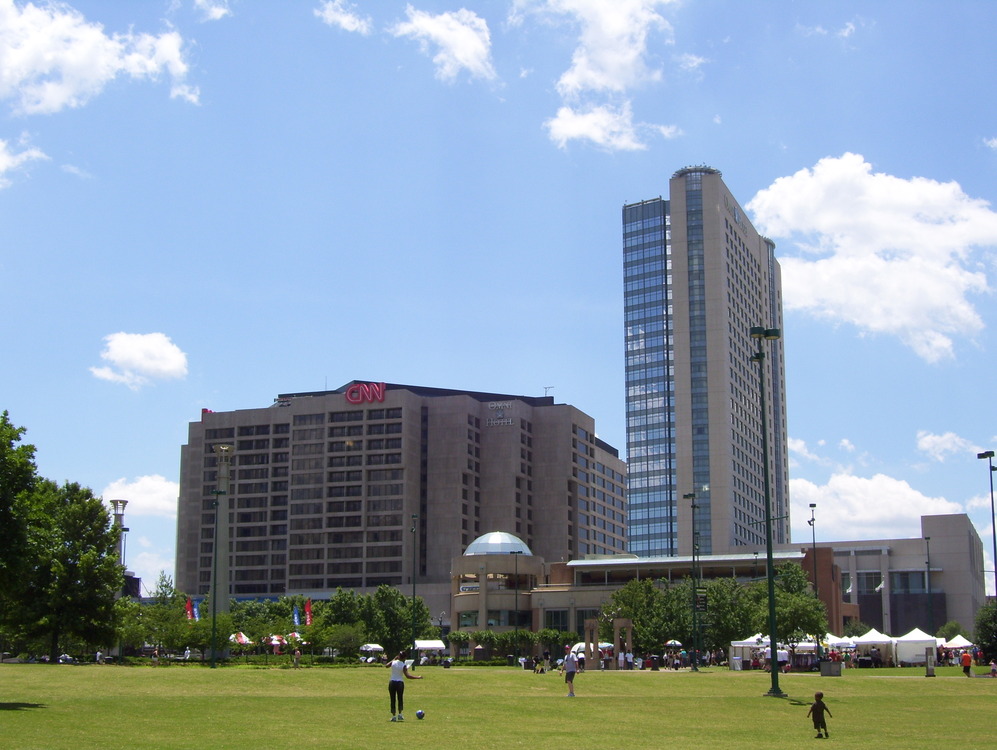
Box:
[544,386,555,397]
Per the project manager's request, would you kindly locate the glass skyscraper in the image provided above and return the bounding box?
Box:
[623,166,789,558]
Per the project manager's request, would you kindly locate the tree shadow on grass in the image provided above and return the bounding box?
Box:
[0,702,47,711]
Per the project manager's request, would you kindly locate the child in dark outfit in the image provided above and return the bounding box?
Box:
[807,691,832,739]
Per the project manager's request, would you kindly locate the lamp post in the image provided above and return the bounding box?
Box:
[511,549,523,658]
[977,451,996,599]
[807,504,818,597]
[684,491,699,672]
[411,514,419,666]
[210,444,232,669]
[750,325,785,698]
[808,503,822,658]
[925,536,934,636]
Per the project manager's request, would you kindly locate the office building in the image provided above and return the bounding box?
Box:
[623,166,789,557]
[175,381,626,620]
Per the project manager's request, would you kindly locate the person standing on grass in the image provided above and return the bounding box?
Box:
[807,691,832,739]
[961,650,973,677]
[388,650,422,722]
[563,647,578,696]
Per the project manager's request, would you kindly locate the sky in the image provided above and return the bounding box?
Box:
[1,0,996,604]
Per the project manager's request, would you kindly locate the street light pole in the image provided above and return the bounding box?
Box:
[808,504,818,597]
[750,325,785,698]
[411,514,419,666]
[512,550,523,658]
[977,451,996,599]
[684,491,699,672]
[808,503,822,659]
[210,444,232,669]
[925,536,934,636]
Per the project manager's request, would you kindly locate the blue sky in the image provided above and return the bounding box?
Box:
[2,0,996,603]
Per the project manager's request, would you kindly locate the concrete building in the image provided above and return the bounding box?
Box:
[623,166,788,558]
[449,515,981,647]
[819,514,985,636]
[175,381,626,622]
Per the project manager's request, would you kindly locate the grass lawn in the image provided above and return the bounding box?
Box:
[2,662,995,749]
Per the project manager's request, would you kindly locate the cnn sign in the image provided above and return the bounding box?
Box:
[345,382,386,404]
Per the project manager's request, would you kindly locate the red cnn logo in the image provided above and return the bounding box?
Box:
[345,382,386,404]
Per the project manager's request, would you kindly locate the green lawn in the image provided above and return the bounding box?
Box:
[2,663,994,749]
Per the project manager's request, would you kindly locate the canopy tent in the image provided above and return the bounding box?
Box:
[360,643,384,652]
[852,628,893,663]
[571,641,613,655]
[894,627,936,665]
[825,633,855,649]
[943,634,974,649]
[414,639,446,651]
[229,632,253,645]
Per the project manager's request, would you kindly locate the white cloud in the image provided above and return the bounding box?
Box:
[390,5,496,82]
[512,1,677,151]
[790,472,963,543]
[788,437,821,461]
[514,0,673,96]
[916,430,980,462]
[747,153,997,362]
[676,52,707,74]
[545,102,643,151]
[131,545,176,594]
[194,0,231,22]
[0,0,198,115]
[314,0,372,35]
[839,438,856,453]
[102,475,179,519]
[90,332,188,390]
[0,135,47,188]
[984,137,997,150]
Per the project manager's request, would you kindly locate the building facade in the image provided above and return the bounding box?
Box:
[823,514,985,636]
[175,381,626,621]
[623,166,789,558]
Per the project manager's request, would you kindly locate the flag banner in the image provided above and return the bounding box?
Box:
[193,600,200,621]
[185,598,194,620]
[293,605,300,627]
[305,599,313,626]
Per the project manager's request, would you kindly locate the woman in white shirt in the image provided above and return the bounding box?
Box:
[387,651,423,721]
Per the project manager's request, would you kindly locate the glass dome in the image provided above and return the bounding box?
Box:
[464,531,533,556]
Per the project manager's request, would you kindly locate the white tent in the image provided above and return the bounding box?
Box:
[944,634,974,649]
[895,628,936,665]
[414,639,446,651]
[360,643,384,652]
[825,633,854,649]
[852,628,893,664]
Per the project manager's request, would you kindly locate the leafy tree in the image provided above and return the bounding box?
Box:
[842,619,870,638]
[600,578,674,653]
[326,623,365,658]
[113,596,147,654]
[0,411,37,626]
[144,573,189,652]
[18,480,122,661]
[974,601,997,660]
[747,563,828,651]
[323,588,361,625]
[700,577,755,653]
[935,620,964,641]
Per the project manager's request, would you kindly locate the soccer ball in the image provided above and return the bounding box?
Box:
[416,710,425,720]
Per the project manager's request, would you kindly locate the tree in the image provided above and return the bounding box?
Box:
[842,619,870,638]
[747,563,828,654]
[600,578,675,653]
[936,620,965,641]
[974,601,997,660]
[0,412,39,637]
[700,577,755,654]
[144,574,189,653]
[18,480,122,661]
